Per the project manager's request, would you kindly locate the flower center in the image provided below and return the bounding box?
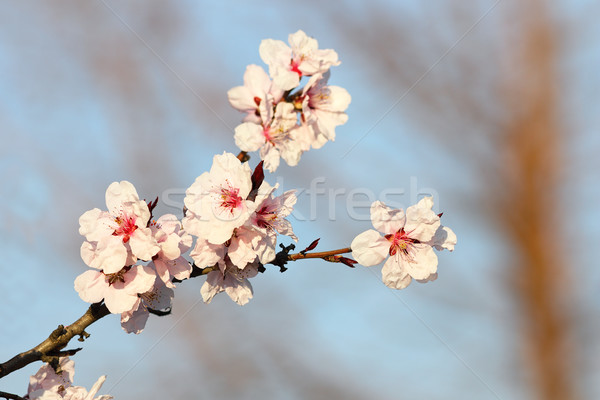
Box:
[112,214,138,243]
[263,126,273,143]
[385,229,416,257]
[290,59,302,76]
[255,205,277,229]
[105,266,130,285]
[219,185,243,214]
[309,87,330,108]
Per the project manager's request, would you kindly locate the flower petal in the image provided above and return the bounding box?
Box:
[370,201,406,234]
[431,225,457,251]
[129,227,159,261]
[234,123,265,152]
[190,239,225,268]
[84,237,128,274]
[201,271,224,304]
[381,256,412,290]
[74,270,107,304]
[351,229,388,266]
[404,197,440,242]
[404,243,439,280]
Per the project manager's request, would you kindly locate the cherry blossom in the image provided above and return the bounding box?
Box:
[234,102,301,172]
[296,71,351,149]
[246,182,298,263]
[121,278,174,334]
[28,357,74,395]
[61,377,113,400]
[79,181,159,274]
[201,256,260,306]
[227,64,283,125]
[189,225,262,270]
[74,264,156,314]
[260,30,340,90]
[189,181,297,269]
[183,152,257,244]
[26,358,112,400]
[150,214,193,288]
[351,198,456,289]
[29,378,112,400]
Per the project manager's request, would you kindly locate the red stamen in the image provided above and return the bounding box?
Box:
[255,205,277,229]
[112,214,138,243]
[385,229,415,257]
[290,59,302,76]
[220,186,243,214]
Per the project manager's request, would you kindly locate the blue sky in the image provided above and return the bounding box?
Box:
[1,1,599,399]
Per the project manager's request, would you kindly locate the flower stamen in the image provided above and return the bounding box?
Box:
[385,229,415,257]
[112,214,138,243]
[219,185,243,214]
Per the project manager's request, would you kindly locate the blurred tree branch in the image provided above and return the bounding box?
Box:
[326,1,578,398]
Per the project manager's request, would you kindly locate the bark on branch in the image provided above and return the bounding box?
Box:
[0,302,110,379]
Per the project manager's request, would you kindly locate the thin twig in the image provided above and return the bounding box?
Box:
[288,247,352,261]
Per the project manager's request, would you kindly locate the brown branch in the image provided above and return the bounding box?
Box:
[0,391,25,400]
[1,262,219,380]
[0,246,351,381]
[288,247,352,261]
[269,243,356,272]
[0,302,110,379]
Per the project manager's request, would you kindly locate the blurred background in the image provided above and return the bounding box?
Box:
[1,1,599,399]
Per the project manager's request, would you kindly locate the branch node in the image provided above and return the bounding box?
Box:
[271,243,296,272]
[78,331,90,342]
[49,325,67,341]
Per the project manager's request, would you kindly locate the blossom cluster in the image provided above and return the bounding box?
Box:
[183,152,297,305]
[1,31,460,400]
[75,181,187,334]
[71,31,456,338]
[74,152,298,332]
[25,357,111,400]
[229,29,351,172]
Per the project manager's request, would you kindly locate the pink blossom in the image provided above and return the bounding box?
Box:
[251,183,297,239]
[121,277,173,334]
[227,64,283,124]
[79,181,159,274]
[189,182,297,269]
[189,228,259,270]
[150,214,193,288]
[61,377,113,400]
[74,264,156,314]
[30,377,112,400]
[189,237,226,268]
[201,256,260,306]
[234,102,301,172]
[183,152,257,244]
[28,357,74,395]
[26,358,112,400]
[297,71,351,148]
[259,30,340,90]
[351,198,456,289]
[245,182,298,263]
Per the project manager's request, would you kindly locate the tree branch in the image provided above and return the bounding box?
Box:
[268,243,356,272]
[288,247,352,261]
[0,391,25,400]
[0,246,353,379]
[0,302,110,379]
